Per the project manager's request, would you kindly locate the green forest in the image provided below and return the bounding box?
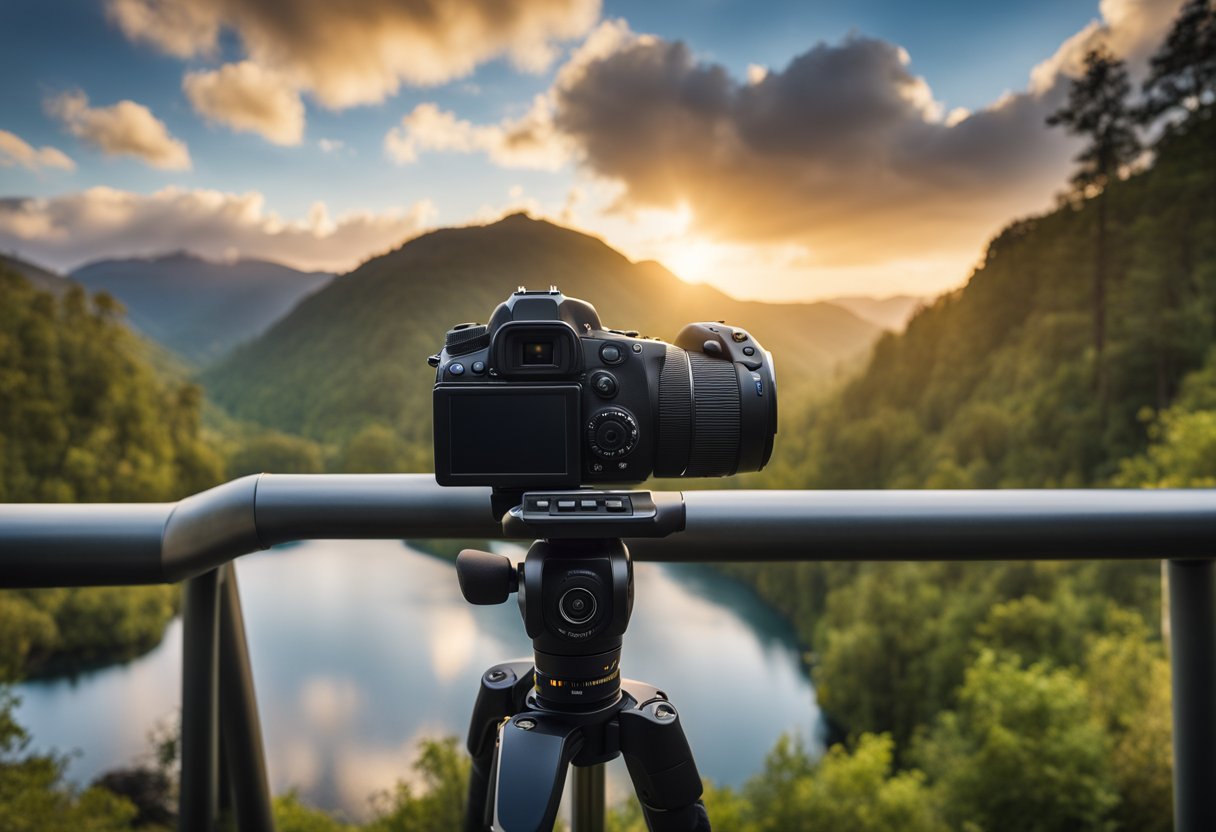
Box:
[1,0,1215,828]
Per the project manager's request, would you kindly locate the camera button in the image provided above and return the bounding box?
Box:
[742,346,755,356]
[591,371,618,398]
[471,360,486,374]
[605,499,626,512]
[580,499,597,510]
[600,344,623,364]
[702,340,723,356]
[631,343,642,353]
[448,362,465,376]
[557,500,577,511]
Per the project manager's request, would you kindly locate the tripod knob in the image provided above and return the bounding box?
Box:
[457,549,519,605]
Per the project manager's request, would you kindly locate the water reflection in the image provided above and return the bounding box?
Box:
[15,540,823,819]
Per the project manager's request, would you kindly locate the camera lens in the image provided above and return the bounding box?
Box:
[559,587,597,625]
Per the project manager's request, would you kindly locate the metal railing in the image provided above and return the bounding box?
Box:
[1,474,1212,831]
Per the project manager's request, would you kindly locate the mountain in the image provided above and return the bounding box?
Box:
[0,252,74,296]
[202,214,882,443]
[71,253,333,364]
[772,111,1216,490]
[824,295,926,332]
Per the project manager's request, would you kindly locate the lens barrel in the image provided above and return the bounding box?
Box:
[654,344,776,477]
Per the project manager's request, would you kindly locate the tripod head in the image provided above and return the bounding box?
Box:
[456,490,684,708]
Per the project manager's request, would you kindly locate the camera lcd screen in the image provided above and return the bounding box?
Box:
[522,341,555,365]
[447,390,570,476]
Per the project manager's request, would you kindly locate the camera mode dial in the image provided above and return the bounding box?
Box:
[587,407,639,460]
[444,323,490,356]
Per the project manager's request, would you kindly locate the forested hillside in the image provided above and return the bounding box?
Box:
[712,12,1216,830]
[0,265,224,678]
[202,214,881,451]
[767,111,1215,491]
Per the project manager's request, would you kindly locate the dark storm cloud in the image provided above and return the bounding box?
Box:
[552,32,1078,265]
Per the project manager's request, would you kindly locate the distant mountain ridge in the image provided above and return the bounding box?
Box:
[202,213,883,443]
[71,252,333,364]
[824,295,926,332]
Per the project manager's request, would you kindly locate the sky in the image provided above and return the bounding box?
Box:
[0,0,1188,302]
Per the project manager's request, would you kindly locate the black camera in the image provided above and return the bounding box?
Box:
[430,287,777,488]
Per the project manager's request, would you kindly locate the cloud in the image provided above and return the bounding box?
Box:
[183,61,305,145]
[0,187,435,272]
[46,91,191,170]
[1030,0,1184,92]
[538,3,1182,270]
[0,130,76,172]
[384,96,569,170]
[106,0,601,108]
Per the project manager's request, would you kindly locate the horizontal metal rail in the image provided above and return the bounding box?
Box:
[0,474,1213,831]
[0,475,1213,587]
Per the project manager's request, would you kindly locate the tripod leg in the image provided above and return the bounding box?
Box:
[618,692,710,832]
[493,710,584,831]
[465,661,534,832]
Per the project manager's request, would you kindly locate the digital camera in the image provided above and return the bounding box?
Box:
[430,288,777,488]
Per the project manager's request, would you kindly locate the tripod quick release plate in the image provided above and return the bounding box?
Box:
[502,490,685,539]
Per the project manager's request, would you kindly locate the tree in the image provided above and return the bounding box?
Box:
[1140,0,1216,125]
[1047,47,1142,415]
[912,651,1119,832]
[749,734,946,832]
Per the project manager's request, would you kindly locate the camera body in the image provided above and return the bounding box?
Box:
[431,287,776,489]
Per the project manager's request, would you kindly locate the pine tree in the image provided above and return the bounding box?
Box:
[1140,0,1216,124]
[1047,47,1141,417]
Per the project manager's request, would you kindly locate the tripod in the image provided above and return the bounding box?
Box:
[456,492,711,832]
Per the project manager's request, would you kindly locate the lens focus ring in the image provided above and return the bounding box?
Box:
[685,351,741,476]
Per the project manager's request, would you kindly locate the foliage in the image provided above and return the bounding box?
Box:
[226,430,325,478]
[1140,0,1216,124]
[0,690,140,831]
[0,266,223,680]
[912,651,1119,832]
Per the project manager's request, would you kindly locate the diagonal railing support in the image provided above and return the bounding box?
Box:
[219,563,275,831]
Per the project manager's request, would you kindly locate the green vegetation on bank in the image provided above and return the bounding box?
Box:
[0,265,224,678]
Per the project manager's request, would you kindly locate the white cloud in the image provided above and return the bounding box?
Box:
[183,61,305,146]
[0,187,436,273]
[0,130,76,172]
[1030,0,1185,93]
[384,96,570,170]
[45,91,191,170]
[106,0,601,108]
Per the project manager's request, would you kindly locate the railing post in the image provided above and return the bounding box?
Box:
[1168,559,1216,832]
[219,562,276,831]
[571,764,605,832]
[181,569,221,831]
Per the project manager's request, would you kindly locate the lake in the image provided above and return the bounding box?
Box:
[14,540,824,820]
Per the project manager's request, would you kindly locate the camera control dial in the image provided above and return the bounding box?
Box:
[587,407,639,460]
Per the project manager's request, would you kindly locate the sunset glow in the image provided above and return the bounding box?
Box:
[0,0,1187,301]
